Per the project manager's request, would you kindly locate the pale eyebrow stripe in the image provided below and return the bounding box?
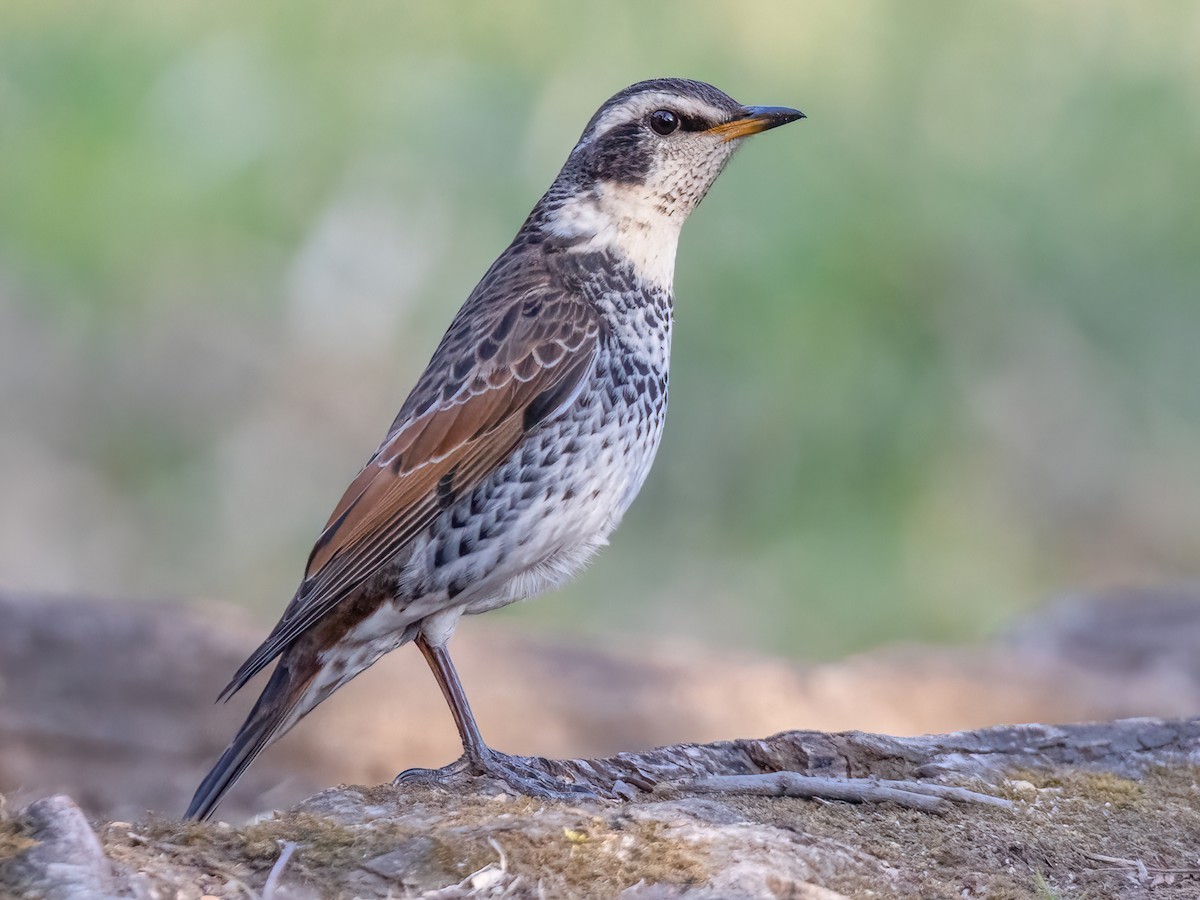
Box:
[579,94,720,147]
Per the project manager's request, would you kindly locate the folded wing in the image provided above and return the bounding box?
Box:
[220,286,601,699]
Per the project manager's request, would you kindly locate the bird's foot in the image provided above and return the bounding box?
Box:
[395,747,600,801]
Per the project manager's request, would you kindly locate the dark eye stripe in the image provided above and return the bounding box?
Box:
[678,114,710,132]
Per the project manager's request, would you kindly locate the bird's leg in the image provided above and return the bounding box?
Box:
[394,635,598,799]
[415,634,488,761]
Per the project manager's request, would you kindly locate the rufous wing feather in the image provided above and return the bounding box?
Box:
[219,289,601,700]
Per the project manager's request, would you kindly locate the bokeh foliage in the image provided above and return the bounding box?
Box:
[2,1,1198,657]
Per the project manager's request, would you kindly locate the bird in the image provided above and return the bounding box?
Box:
[185,77,803,821]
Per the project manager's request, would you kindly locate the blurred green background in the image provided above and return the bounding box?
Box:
[1,1,1197,659]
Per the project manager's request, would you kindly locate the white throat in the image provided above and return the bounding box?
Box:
[543,183,683,288]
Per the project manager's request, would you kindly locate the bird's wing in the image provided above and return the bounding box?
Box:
[220,281,601,699]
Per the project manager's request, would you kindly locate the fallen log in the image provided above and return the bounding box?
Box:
[4,717,1199,898]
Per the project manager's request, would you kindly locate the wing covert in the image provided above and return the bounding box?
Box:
[220,286,600,698]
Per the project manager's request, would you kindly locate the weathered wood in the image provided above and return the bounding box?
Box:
[684,774,1011,813]
[413,716,1200,800]
[4,716,1200,898]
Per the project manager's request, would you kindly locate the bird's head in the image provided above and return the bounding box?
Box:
[539,78,803,285]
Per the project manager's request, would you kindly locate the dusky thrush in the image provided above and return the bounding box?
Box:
[186,78,802,821]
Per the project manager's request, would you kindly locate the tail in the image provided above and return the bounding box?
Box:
[184,660,316,821]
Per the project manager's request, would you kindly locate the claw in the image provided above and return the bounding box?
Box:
[395,748,601,801]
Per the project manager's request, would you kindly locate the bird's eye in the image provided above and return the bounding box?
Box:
[649,109,680,136]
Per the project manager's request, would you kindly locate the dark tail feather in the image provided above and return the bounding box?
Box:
[184,663,312,821]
